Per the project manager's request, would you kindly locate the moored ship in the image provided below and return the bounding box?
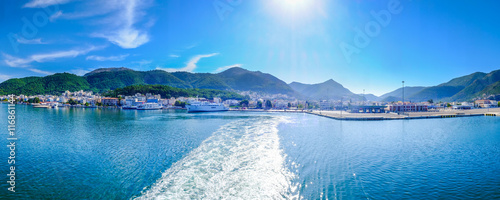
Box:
[137,103,162,110]
[186,101,229,113]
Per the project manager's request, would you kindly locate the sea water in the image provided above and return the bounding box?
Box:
[0,104,499,199]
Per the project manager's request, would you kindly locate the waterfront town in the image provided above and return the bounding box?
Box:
[1,90,499,113]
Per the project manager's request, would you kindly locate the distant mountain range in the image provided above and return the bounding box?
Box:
[379,86,427,102]
[0,67,296,96]
[381,70,500,102]
[289,79,362,100]
[0,67,499,102]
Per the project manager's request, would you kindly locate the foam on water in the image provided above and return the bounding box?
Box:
[135,116,298,199]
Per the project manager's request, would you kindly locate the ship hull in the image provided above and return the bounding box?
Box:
[186,105,229,113]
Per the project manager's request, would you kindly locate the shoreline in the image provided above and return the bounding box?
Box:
[5,103,500,120]
[306,108,500,121]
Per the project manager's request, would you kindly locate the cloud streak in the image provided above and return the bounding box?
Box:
[28,68,53,75]
[49,0,154,49]
[0,74,11,82]
[92,0,153,48]
[214,64,242,73]
[23,0,72,8]
[68,68,93,76]
[3,46,102,67]
[157,53,219,72]
[17,37,47,44]
[86,54,129,61]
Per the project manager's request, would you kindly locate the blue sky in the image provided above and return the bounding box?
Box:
[1,0,499,96]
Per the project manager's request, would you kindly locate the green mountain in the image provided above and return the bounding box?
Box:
[170,72,231,90]
[0,67,297,96]
[106,85,245,100]
[448,70,500,101]
[84,68,191,91]
[2,67,499,101]
[475,80,500,97]
[0,73,90,95]
[217,67,295,95]
[407,70,500,101]
[379,86,427,102]
[289,79,360,100]
[361,94,381,101]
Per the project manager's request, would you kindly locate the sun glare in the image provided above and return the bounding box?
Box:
[267,0,318,23]
[278,0,311,13]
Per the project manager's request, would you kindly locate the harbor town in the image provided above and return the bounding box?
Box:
[2,90,499,120]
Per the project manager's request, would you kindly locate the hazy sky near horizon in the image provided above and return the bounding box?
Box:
[1,0,499,96]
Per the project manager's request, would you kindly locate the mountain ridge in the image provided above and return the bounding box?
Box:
[1,67,499,101]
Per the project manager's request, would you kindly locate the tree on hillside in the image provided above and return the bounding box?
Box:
[257,101,263,109]
[67,99,78,105]
[427,99,434,104]
[265,100,272,109]
[239,100,249,107]
[174,100,186,108]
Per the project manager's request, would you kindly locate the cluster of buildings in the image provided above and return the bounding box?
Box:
[0,91,232,108]
[1,90,498,113]
[1,90,100,105]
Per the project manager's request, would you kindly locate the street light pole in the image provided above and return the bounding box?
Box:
[340,97,343,118]
[402,81,405,115]
[363,89,365,106]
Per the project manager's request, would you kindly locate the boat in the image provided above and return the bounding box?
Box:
[186,101,229,113]
[33,104,50,108]
[122,105,138,109]
[137,103,162,110]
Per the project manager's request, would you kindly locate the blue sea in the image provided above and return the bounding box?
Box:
[1,104,499,199]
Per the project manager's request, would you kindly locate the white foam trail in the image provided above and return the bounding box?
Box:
[135,116,298,200]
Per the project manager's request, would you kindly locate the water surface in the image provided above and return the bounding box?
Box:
[0,104,498,199]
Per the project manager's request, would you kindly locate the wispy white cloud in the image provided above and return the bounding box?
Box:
[0,74,11,82]
[157,53,219,72]
[49,10,63,21]
[23,0,73,8]
[86,54,129,61]
[16,36,47,44]
[3,46,103,67]
[214,64,242,73]
[28,68,53,75]
[169,54,179,58]
[132,60,152,65]
[92,0,153,48]
[68,68,93,76]
[49,0,154,49]
[185,43,197,49]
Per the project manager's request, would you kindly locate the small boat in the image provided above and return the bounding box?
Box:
[33,104,50,108]
[137,103,162,110]
[122,105,138,109]
[186,101,229,113]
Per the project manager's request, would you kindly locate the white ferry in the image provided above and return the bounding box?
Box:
[186,101,229,113]
[122,105,138,109]
[137,103,162,110]
[32,103,50,108]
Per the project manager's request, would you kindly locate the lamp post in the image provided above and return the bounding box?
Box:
[363,89,365,106]
[402,81,405,115]
[340,97,343,118]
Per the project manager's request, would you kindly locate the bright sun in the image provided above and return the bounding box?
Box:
[280,0,311,12]
[269,0,316,19]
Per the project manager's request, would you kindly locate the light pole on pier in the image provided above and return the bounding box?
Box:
[402,81,405,115]
[340,97,343,118]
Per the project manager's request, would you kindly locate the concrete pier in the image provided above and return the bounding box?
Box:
[308,108,500,121]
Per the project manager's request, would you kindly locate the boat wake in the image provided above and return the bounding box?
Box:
[134,116,298,199]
